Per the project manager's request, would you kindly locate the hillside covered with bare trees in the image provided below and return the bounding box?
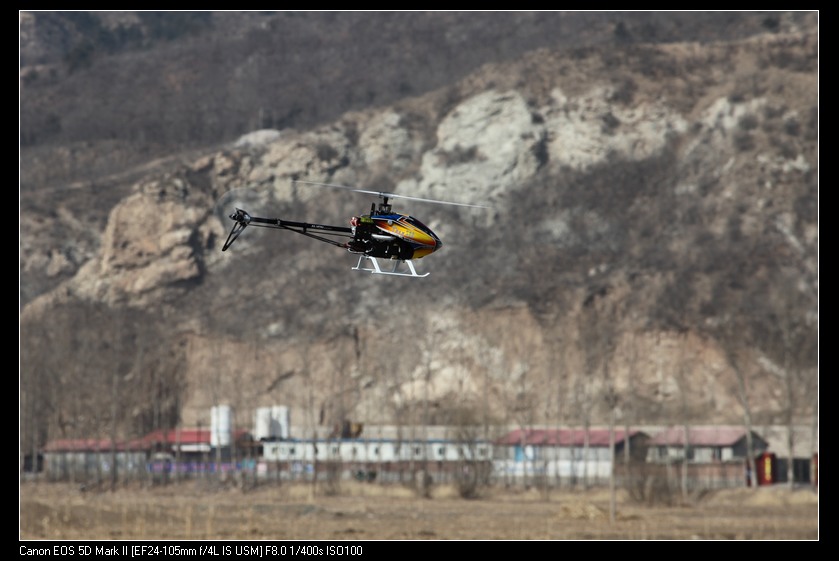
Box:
[20,12,817,466]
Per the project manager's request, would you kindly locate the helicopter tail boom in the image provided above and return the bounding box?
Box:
[222,208,353,251]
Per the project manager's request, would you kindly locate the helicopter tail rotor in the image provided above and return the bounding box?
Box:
[222,208,251,251]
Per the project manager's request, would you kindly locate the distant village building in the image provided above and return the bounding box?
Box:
[40,420,809,490]
[260,437,493,483]
[643,426,772,489]
[493,428,650,485]
[757,425,818,485]
[42,428,252,482]
[42,438,148,483]
[647,426,768,463]
[262,438,491,464]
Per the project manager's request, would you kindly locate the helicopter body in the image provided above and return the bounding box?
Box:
[347,208,441,261]
[221,181,483,278]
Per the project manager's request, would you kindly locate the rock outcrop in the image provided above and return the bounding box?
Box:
[19,16,818,446]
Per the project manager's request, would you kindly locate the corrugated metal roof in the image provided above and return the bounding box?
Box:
[42,438,147,452]
[647,426,761,447]
[43,428,249,452]
[495,428,646,447]
[141,428,213,446]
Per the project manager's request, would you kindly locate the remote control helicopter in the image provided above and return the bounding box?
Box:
[221,180,488,278]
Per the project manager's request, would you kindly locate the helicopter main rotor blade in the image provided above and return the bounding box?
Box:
[293,180,491,209]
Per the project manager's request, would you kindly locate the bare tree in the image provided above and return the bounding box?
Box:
[549,330,569,489]
[578,284,620,489]
[604,386,619,524]
[571,376,593,489]
[754,274,818,490]
[718,316,758,488]
[671,331,695,502]
[622,327,641,469]
[416,321,447,495]
[574,321,596,489]
[20,313,59,475]
[21,301,183,484]
[810,396,818,491]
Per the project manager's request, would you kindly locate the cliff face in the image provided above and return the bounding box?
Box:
[19,13,818,445]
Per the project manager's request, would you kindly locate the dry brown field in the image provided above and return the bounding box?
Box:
[20,480,818,541]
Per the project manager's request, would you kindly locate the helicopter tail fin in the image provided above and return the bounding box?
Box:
[222,208,251,251]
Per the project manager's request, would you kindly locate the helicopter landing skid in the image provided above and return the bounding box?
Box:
[352,255,429,278]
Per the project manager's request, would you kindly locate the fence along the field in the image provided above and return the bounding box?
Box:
[41,447,756,494]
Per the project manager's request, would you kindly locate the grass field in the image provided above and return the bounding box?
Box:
[20,480,819,540]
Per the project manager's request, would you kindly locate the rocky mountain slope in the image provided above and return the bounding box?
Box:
[19,12,818,450]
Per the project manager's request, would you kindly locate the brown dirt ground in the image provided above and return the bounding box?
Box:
[19,480,819,541]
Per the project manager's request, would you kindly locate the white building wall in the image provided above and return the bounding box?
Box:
[494,459,613,479]
[261,440,492,464]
